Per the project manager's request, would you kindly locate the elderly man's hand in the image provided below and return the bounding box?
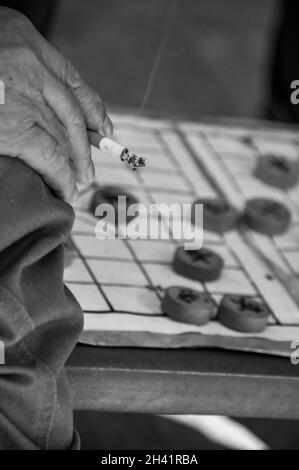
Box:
[0,7,113,202]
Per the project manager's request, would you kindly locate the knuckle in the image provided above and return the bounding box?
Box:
[4,8,30,29]
[42,138,59,163]
[13,10,30,27]
[17,105,39,133]
[71,108,85,127]
[13,44,37,64]
[43,139,67,169]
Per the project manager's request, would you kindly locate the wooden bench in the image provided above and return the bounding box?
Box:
[67,345,299,419]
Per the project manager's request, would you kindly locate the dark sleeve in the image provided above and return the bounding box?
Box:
[0,156,83,449]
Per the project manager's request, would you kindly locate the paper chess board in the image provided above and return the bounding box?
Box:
[64,113,299,357]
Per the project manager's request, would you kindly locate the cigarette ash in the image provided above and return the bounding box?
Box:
[120,148,147,171]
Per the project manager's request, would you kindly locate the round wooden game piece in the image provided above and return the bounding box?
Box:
[255,154,299,189]
[90,185,139,225]
[217,295,269,333]
[192,197,239,233]
[245,197,291,235]
[64,237,76,267]
[173,246,223,282]
[162,286,216,326]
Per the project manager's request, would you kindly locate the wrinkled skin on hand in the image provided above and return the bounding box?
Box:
[0,7,113,202]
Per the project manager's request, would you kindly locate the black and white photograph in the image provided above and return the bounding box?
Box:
[0,0,299,453]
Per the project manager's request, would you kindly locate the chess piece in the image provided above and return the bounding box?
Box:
[173,246,223,282]
[192,197,239,233]
[255,154,299,189]
[217,295,269,333]
[245,197,291,235]
[162,286,216,326]
[90,185,139,225]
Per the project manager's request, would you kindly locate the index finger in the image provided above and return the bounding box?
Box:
[38,38,113,137]
[43,70,94,184]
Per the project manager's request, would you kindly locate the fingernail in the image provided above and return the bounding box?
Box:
[85,161,95,182]
[104,124,113,138]
[101,116,113,138]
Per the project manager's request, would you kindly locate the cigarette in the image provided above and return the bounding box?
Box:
[87,130,147,171]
